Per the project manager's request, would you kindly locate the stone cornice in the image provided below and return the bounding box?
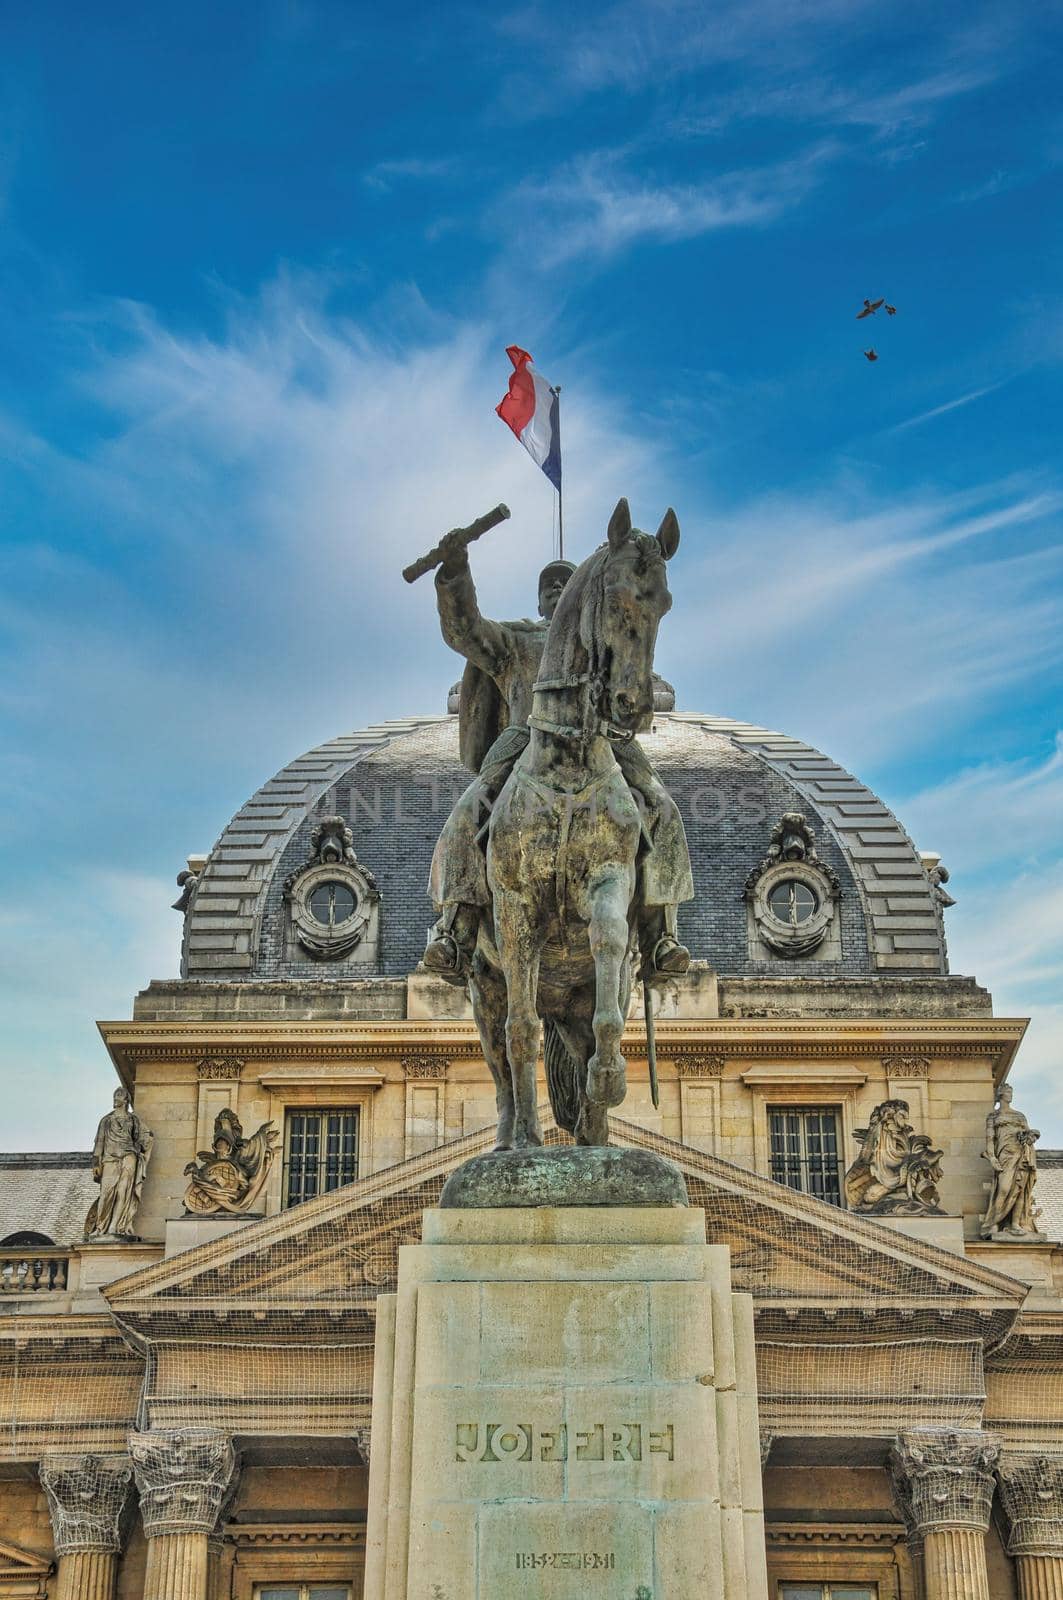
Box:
[766,1521,906,1550]
[98,1017,1028,1081]
[227,1521,367,1550]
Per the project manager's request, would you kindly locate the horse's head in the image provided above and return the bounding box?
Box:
[591,497,680,734]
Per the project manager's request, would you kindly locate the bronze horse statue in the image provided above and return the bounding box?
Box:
[469,497,681,1149]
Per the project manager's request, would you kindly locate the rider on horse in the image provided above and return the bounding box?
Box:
[422,529,694,986]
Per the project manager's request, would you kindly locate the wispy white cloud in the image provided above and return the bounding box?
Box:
[886,380,1013,434]
[362,156,463,193]
[902,735,1063,878]
[498,0,880,96]
[497,142,838,265]
[670,64,997,143]
[658,477,1063,769]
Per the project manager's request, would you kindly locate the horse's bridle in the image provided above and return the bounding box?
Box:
[528,671,636,745]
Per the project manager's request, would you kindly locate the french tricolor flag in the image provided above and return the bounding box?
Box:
[495,345,561,492]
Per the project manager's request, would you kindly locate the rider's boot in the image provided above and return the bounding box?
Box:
[638,905,690,986]
[422,904,479,987]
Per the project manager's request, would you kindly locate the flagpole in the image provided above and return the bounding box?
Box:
[554,385,564,561]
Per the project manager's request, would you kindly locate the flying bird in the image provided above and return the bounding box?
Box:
[856,298,885,319]
[863,348,878,362]
[885,303,897,315]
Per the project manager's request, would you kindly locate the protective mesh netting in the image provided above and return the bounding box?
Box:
[37,1452,133,1554]
[0,1113,1033,1460]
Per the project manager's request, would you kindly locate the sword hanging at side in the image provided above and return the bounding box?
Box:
[644,977,660,1111]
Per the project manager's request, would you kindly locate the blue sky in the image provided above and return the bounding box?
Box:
[1,0,1061,1149]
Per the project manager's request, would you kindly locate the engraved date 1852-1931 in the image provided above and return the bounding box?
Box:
[516,1552,615,1571]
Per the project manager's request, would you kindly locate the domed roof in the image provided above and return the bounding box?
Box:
[181,712,948,981]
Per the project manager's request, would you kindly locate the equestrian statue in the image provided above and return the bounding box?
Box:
[407,498,693,1149]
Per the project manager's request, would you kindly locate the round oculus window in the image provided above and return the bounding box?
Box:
[308,881,358,927]
[767,879,818,926]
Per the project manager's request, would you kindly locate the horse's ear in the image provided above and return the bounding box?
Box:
[607,497,632,549]
[656,507,680,560]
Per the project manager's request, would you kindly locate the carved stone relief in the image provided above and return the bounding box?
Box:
[196,1057,244,1081]
[38,1454,133,1555]
[674,1054,726,1078]
[128,1430,237,1538]
[844,1099,944,1216]
[183,1107,279,1215]
[402,1056,448,1079]
[996,1453,1063,1557]
[890,1429,999,1536]
[882,1055,930,1079]
[284,814,380,961]
[745,812,840,958]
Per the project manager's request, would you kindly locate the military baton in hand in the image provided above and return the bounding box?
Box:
[402,503,511,584]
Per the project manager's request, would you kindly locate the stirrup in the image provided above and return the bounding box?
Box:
[645,935,690,980]
[422,934,470,987]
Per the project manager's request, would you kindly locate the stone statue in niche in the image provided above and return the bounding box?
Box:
[844,1098,944,1216]
[981,1083,1043,1239]
[183,1107,279,1215]
[84,1088,154,1240]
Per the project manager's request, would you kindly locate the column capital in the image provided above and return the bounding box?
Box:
[997,1452,1063,1558]
[890,1428,1000,1536]
[38,1453,132,1556]
[129,1429,236,1539]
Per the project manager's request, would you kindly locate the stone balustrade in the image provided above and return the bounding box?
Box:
[0,1246,70,1293]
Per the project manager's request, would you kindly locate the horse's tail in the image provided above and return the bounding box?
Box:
[544,1019,582,1136]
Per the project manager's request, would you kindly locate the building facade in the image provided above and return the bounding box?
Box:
[1,707,1061,1600]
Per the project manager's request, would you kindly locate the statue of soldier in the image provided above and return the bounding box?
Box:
[423,531,693,985]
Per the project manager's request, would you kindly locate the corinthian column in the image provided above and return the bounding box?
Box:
[39,1453,132,1600]
[891,1428,1000,1600]
[997,1453,1063,1600]
[129,1429,236,1600]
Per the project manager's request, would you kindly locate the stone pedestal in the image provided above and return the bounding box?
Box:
[164,1215,262,1257]
[365,1205,768,1600]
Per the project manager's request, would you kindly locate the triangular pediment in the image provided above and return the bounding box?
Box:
[0,1536,52,1577]
[105,1117,1027,1345]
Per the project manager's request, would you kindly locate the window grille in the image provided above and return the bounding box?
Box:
[283,1109,360,1208]
[768,1106,843,1207]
